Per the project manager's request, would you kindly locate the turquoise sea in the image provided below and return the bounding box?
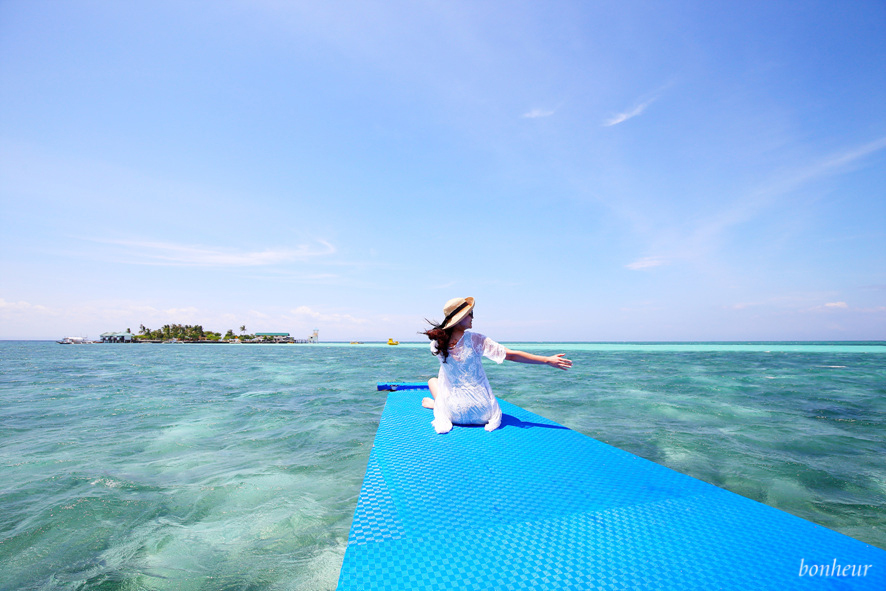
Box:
[1,341,884,590]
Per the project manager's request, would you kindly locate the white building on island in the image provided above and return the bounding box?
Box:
[100,330,133,343]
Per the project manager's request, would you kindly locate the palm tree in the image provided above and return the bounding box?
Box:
[240,325,246,334]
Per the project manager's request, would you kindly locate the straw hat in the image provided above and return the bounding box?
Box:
[440,297,475,330]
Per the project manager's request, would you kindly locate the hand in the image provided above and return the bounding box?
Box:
[546,354,572,370]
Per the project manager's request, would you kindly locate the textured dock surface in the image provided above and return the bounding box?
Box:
[337,391,885,590]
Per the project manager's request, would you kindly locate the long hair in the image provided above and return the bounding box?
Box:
[421,320,453,362]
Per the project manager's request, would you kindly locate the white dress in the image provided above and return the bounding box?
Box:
[431,330,507,434]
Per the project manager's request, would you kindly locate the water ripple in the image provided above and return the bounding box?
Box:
[1,342,883,589]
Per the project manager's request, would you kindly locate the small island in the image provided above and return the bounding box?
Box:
[94,325,320,344]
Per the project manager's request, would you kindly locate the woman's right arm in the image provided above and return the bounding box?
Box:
[504,349,572,370]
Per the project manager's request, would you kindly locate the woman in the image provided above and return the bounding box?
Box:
[422,297,572,434]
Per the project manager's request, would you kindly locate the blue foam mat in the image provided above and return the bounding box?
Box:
[377,382,430,391]
[338,392,885,590]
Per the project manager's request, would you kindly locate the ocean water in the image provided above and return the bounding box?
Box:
[1,341,884,590]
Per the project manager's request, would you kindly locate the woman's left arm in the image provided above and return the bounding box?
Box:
[504,349,572,370]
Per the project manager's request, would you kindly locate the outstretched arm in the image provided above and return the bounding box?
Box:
[504,349,572,370]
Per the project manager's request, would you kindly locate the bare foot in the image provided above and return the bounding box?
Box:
[422,397,435,409]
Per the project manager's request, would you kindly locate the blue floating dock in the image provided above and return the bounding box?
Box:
[338,390,885,590]
[377,382,430,391]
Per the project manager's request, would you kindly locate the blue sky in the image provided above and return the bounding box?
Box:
[1,0,884,341]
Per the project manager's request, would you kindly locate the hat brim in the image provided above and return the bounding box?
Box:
[441,297,474,330]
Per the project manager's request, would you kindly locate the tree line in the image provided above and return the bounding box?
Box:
[136,324,254,341]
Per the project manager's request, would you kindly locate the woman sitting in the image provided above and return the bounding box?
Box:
[422,297,572,434]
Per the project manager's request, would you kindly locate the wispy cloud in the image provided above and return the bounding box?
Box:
[522,108,556,119]
[289,305,368,324]
[0,298,52,313]
[750,136,886,201]
[431,281,457,289]
[603,81,675,127]
[691,136,886,244]
[604,97,658,127]
[818,136,886,170]
[804,302,852,313]
[726,302,760,310]
[625,256,668,271]
[619,302,665,313]
[82,238,336,267]
[626,135,886,271]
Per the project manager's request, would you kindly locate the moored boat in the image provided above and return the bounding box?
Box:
[57,336,92,344]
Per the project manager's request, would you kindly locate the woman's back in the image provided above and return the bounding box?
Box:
[422,296,571,434]
[431,331,506,433]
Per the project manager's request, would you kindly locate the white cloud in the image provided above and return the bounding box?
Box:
[622,135,886,271]
[818,136,886,171]
[618,302,664,313]
[290,306,367,324]
[522,108,555,119]
[625,256,668,270]
[802,301,860,313]
[292,306,320,318]
[744,136,886,205]
[727,302,760,310]
[82,238,335,267]
[0,298,52,314]
[603,81,675,127]
[603,97,657,127]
